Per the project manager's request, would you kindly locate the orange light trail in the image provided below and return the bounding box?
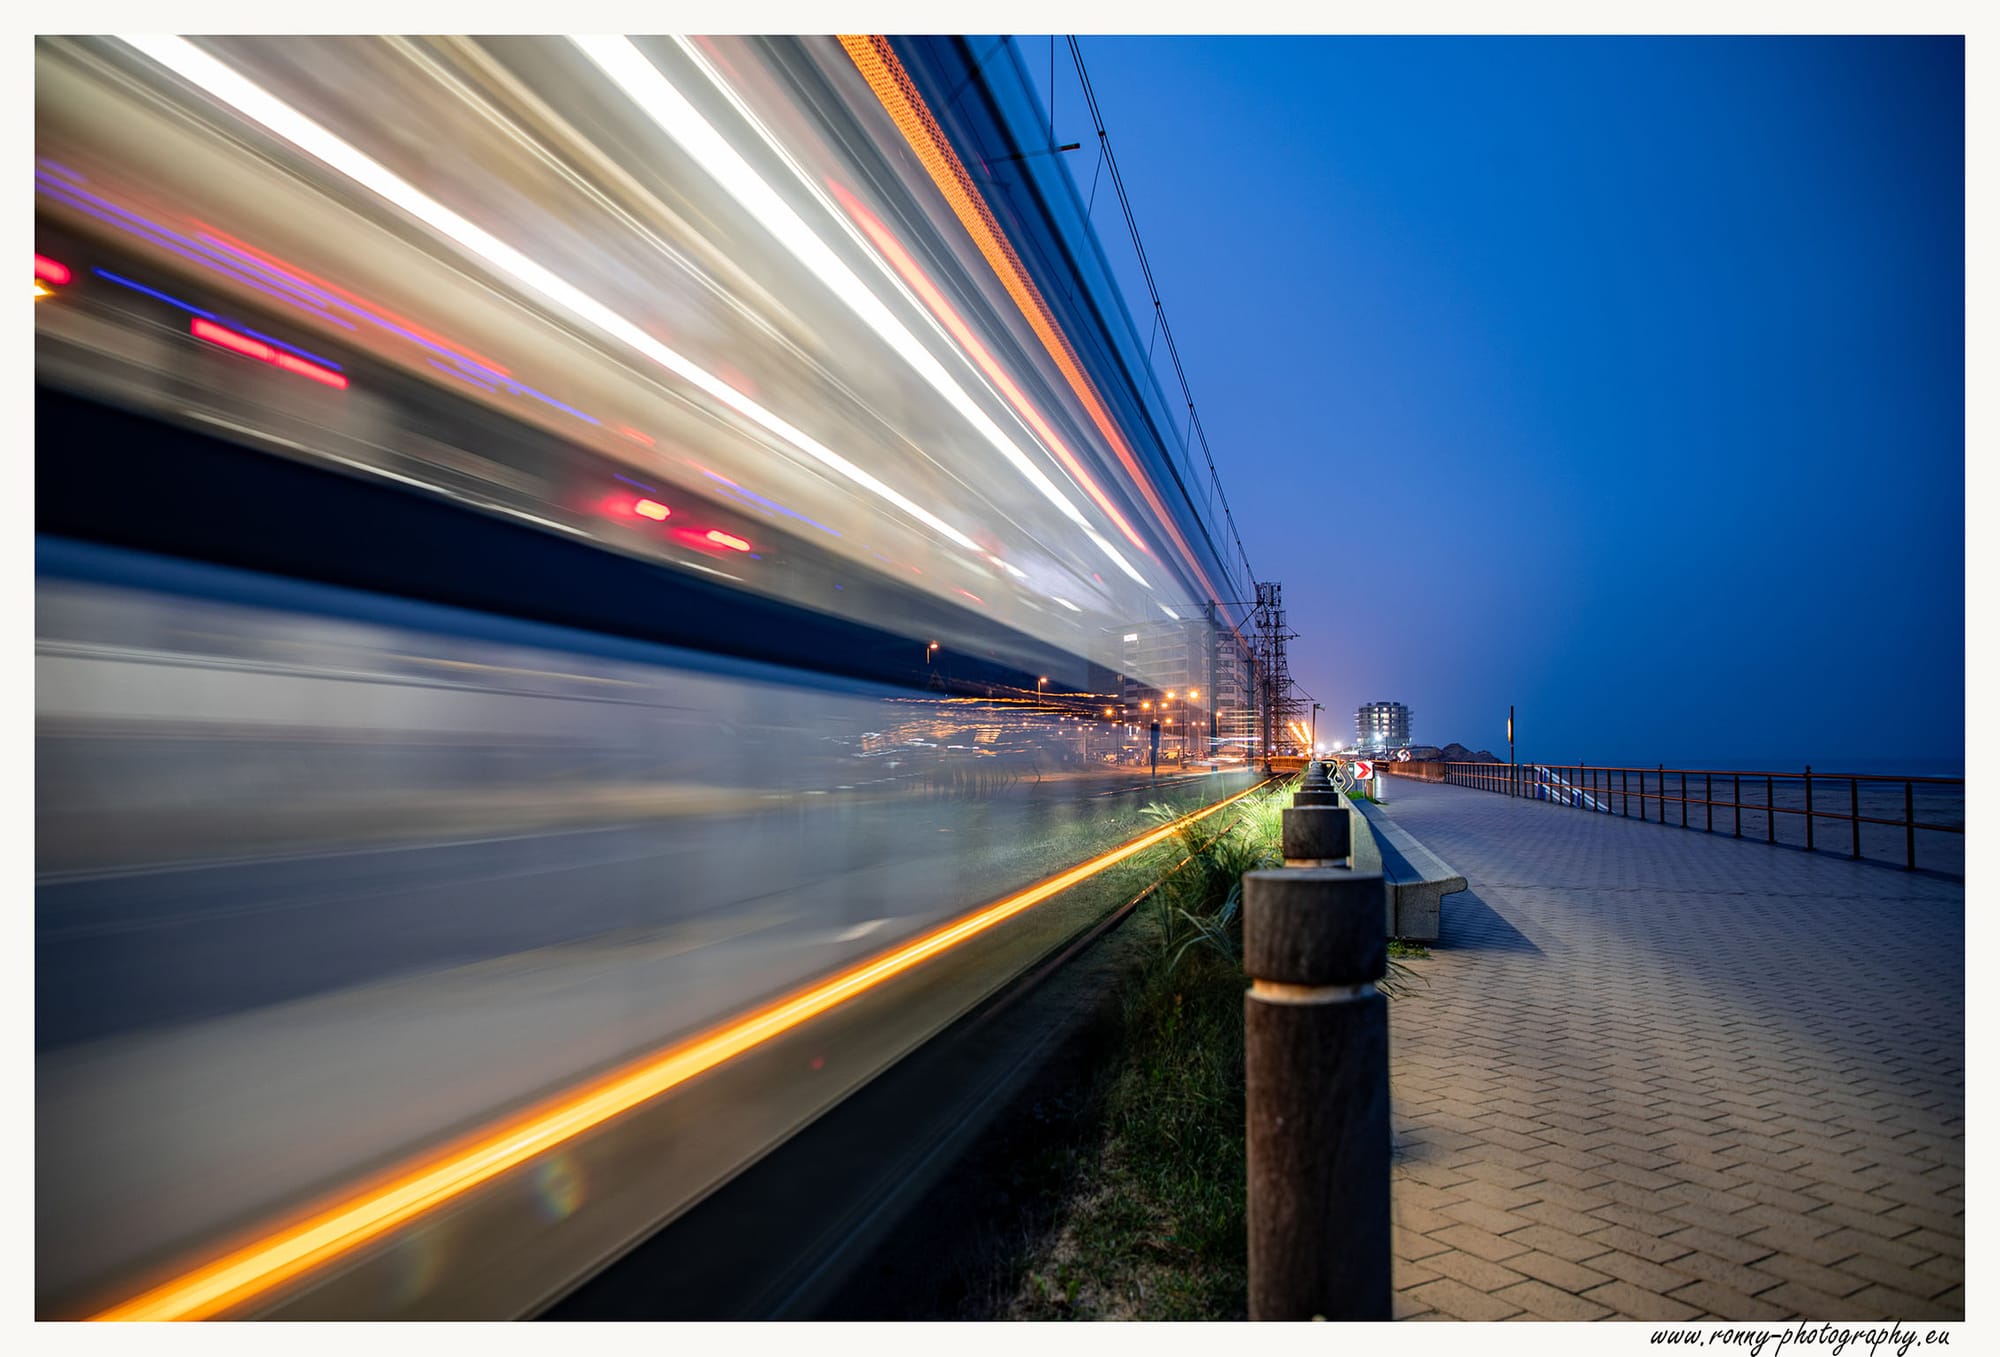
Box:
[91,782,1264,1321]
[837,36,1227,606]
[826,179,1151,557]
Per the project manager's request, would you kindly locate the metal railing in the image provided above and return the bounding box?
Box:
[1393,761,1964,876]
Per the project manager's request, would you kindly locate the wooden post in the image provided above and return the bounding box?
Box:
[1243,868,1391,1321]
[1281,805,1350,867]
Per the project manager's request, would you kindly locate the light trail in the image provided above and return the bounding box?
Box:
[825,178,1151,556]
[91,780,1268,1321]
[836,35,1230,609]
[191,318,349,389]
[193,223,514,377]
[117,35,986,559]
[659,36,1157,574]
[573,36,1151,591]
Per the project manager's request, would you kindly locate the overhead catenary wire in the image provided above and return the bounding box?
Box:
[1064,36,1256,605]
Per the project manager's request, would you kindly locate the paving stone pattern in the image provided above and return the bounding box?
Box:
[1378,776,1963,1323]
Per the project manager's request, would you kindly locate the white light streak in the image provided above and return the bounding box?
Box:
[576,36,1153,591]
[118,35,983,555]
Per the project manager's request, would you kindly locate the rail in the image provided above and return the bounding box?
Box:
[1388,761,1963,876]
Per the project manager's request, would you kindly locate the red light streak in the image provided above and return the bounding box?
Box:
[827,181,1152,558]
[194,224,511,377]
[274,351,348,389]
[705,530,751,551]
[634,499,671,521]
[192,318,349,390]
[192,317,274,360]
[35,254,71,285]
[616,426,656,447]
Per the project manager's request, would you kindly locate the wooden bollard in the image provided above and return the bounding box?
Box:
[1243,868,1391,1321]
[1281,805,1350,867]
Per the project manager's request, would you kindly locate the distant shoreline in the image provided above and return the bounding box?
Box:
[1370,748,1963,780]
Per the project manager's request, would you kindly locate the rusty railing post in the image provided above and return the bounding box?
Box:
[1243,868,1391,1321]
[1905,780,1916,871]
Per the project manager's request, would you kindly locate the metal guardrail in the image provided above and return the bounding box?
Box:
[1394,760,1964,876]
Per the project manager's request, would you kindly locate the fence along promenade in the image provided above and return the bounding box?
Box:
[1389,761,1962,877]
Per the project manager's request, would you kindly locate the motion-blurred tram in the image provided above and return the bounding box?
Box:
[35,35,1260,1319]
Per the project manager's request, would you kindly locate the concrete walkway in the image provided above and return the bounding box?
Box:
[1379,776,1963,1322]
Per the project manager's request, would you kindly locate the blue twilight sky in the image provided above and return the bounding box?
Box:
[1025,36,1964,772]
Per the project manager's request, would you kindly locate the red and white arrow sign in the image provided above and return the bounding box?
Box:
[1353,760,1374,781]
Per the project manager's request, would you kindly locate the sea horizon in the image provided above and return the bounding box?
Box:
[1377,745,1965,780]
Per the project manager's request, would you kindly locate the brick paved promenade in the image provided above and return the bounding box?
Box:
[1378,775,1963,1322]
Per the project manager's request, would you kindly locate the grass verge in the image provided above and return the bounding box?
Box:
[1002,781,1428,1318]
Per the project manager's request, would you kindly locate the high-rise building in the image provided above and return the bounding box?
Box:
[1356,701,1411,750]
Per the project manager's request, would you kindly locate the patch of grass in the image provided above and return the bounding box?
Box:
[1006,930,1253,1319]
[1389,938,1431,960]
[1002,777,1435,1318]
[1002,784,1291,1320]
